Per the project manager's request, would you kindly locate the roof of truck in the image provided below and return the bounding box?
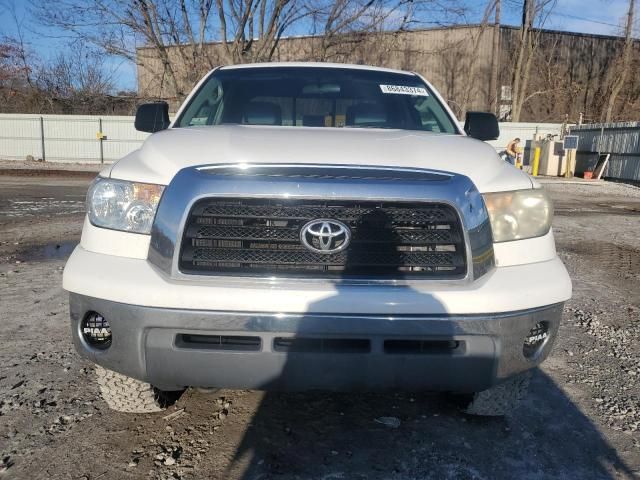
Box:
[218,62,416,76]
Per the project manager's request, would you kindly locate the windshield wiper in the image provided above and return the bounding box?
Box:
[342,125,399,130]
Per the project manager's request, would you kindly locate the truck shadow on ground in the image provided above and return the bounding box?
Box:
[226,211,634,480]
[227,371,633,479]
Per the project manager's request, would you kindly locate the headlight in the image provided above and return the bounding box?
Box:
[87,178,164,234]
[483,189,553,242]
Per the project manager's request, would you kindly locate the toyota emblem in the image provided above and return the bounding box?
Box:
[300,219,351,254]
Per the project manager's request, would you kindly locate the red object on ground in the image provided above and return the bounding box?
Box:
[583,171,593,180]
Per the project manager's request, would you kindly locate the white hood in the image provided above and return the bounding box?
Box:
[108,125,533,193]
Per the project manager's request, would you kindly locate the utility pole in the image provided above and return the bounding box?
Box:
[521,0,531,30]
[510,0,535,122]
[604,0,635,123]
[489,0,501,116]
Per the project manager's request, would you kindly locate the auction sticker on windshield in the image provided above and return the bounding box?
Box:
[379,85,429,96]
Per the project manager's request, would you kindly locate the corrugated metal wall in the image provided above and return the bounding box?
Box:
[0,113,562,165]
[570,122,640,182]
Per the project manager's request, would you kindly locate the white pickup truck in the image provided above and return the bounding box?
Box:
[63,63,572,416]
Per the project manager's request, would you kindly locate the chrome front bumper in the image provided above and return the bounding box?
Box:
[69,293,563,393]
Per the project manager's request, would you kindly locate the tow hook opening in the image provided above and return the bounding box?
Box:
[81,312,112,350]
[523,321,550,359]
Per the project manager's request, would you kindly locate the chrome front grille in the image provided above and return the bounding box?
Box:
[178,198,467,279]
[147,164,494,283]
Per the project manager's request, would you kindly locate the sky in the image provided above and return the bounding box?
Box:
[0,0,635,92]
[487,0,633,34]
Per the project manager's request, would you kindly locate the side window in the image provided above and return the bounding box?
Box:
[414,97,443,132]
[179,78,223,127]
[188,101,214,126]
[417,108,442,132]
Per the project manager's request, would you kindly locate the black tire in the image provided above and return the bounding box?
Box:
[456,371,532,416]
[95,366,184,413]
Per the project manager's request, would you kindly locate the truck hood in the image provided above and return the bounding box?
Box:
[108,125,533,193]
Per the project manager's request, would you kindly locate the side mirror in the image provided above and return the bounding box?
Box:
[135,102,170,133]
[464,111,499,141]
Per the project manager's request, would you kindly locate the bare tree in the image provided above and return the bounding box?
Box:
[488,0,500,115]
[215,0,307,63]
[1,0,36,87]
[1,0,123,115]
[0,39,122,114]
[307,0,413,61]
[435,40,470,116]
[31,0,216,100]
[0,39,33,111]
[307,0,470,63]
[31,0,477,104]
[37,46,114,97]
[509,0,556,122]
[0,1,45,112]
[518,36,580,122]
[619,48,640,117]
[457,0,496,116]
[602,0,636,122]
[31,0,311,101]
[0,41,21,79]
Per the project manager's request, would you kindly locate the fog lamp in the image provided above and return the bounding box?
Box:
[523,321,549,358]
[81,312,112,349]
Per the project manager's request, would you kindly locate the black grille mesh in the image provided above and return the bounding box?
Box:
[179,199,467,278]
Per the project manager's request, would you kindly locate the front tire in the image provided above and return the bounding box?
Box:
[95,366,184,413]
[456,371,532,416]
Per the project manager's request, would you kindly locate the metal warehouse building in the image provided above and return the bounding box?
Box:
[136,25,639,123]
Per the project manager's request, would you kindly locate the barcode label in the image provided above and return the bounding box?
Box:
[379,85,429,96]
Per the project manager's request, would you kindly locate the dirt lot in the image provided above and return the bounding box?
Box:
[0,174,638,480]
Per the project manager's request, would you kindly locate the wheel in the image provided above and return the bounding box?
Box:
[454,371,532,416]
[95,366,184,413]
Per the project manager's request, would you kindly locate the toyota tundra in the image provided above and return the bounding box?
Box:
[63,63,572,415]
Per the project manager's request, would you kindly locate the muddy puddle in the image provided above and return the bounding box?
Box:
[15,241,78,262]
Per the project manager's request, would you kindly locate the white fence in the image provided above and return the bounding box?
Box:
[0,114,149,163]
[0,113,563,164]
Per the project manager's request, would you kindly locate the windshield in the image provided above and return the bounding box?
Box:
[175,67,459,134]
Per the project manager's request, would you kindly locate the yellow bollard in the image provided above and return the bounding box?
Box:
[532,147,541,176]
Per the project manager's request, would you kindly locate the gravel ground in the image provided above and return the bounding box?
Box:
[0,175,638,480]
